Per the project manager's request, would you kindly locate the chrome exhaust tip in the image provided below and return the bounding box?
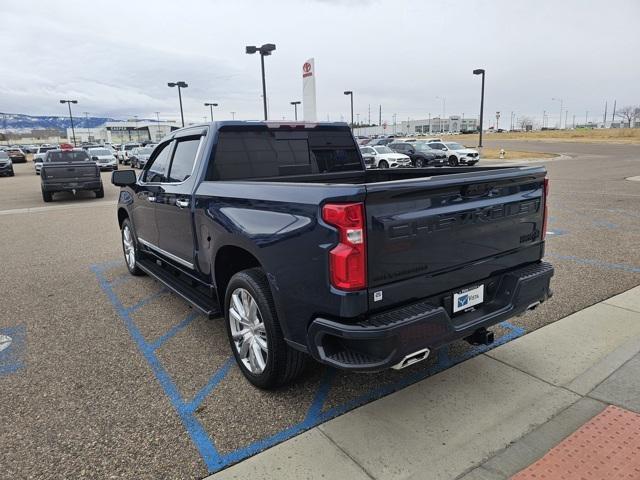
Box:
[391,347,430,370]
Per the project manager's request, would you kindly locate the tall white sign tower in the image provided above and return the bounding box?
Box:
[302,58,317,122]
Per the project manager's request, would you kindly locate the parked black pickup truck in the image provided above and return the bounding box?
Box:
[41,149,104,202]
[112,121,553,389]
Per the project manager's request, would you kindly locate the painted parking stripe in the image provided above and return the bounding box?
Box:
[93,260,527,473]
[547,253,640,274]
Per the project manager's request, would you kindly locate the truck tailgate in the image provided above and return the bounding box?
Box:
[41,163,99,181]
[365,167,547,295]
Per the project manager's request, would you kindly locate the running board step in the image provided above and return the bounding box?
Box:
[137,258,221,318]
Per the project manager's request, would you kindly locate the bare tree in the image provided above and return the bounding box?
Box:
[519,116,533,131]
[615,105,638,127]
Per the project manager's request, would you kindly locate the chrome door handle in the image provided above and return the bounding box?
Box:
[147,196,156,202]
[175,199,190,209]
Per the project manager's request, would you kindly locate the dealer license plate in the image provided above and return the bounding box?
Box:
[453,284,484,313]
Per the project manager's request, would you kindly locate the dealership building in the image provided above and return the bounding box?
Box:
[353,115,478,137]
[66,120,180,144]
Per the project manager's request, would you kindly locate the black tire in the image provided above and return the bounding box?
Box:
[224,268,307,389]
[448,155,458,166]
[414,158,424,168]
[121,218,145,276]
[95,186,104,198]
[9,169,15,177]
[42,190,52,202]
[378,160,389,169]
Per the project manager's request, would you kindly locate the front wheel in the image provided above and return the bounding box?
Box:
[448,155,459,166]
[121,219,144,276]
[378,160,389,169]
[414,158,424,168]
[225,268,306,389]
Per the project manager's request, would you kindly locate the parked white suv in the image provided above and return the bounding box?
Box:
[360,146,412,169]
[427,141,480,166]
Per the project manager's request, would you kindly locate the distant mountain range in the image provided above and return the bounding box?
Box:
[0,113,115,132]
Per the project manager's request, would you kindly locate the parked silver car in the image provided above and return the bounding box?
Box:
[129,146,154,169]
[87,147,118,171]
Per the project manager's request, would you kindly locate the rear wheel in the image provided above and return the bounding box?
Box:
[95,186,104,198]
[225,268,306,389]
[448,155,458,166]
[378,160,389,169]
[121,219,144,276]
[42,190,52,202]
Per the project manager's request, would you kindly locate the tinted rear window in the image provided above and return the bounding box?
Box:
[207,127,361,180]
[46,151,90,162]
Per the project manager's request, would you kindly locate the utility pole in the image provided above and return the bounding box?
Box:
[230,111,236,120]
[83,112,90,142]
[155,112,161,141]
[543,110,546,128]
[565,111,568,129]
[552,97,563,129]
[572,114,576,129]
[510,111,514,130]
[604,101,608,125]
[378,105,381,126]
[611,100,617,123]
[368,104,371,125]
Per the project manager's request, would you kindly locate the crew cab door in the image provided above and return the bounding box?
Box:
[154,130,205,269]
[134,140,174,247]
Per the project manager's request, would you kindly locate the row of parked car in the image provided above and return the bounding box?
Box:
[359,137,480,168]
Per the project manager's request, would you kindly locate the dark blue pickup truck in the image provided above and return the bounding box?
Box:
[111,121,553,389]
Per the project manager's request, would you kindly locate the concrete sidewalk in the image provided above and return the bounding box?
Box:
[208,286,640,480]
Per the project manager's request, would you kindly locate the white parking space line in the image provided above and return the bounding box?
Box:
[0,201,115,216]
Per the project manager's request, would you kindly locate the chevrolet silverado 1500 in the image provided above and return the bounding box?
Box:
[111,121,553,389]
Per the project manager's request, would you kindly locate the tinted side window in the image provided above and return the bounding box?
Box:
[431,143,444,150]
[208,129,361,180]
[167,137,200,182]
[143,142,173,182]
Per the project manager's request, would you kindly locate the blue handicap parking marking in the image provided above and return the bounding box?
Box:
[0,324,26,376]
[92,260,527,474]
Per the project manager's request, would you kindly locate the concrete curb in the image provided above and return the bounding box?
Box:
[207,285,640,480]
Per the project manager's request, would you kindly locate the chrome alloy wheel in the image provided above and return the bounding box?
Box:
[122,225,136,270]
[229,288,268,374]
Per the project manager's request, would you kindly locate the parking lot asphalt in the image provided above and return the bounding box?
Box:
[1,142,639,479]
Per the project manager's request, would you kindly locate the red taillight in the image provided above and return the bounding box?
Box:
[322,202,367,291]
[542,177,549,240]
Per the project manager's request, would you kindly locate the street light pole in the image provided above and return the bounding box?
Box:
[246,44,276,120]
[168,81,188,127]
[290,101,301,121]
[230,111,236,120]
[343,91,353,128]
[60,99,78,146]
[204,102,218,121]
[472,69,485,147]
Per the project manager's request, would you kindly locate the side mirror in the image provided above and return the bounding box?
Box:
[111,169,137,187]
[408,149,415,154]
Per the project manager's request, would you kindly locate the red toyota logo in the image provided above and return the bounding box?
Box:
[303,62,311,73]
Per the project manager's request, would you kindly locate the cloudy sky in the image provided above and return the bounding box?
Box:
[1,0,638,127]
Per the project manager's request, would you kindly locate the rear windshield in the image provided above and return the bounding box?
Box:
[45,151,90,162]
[206,127,362,180]
[89,149,111,155]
